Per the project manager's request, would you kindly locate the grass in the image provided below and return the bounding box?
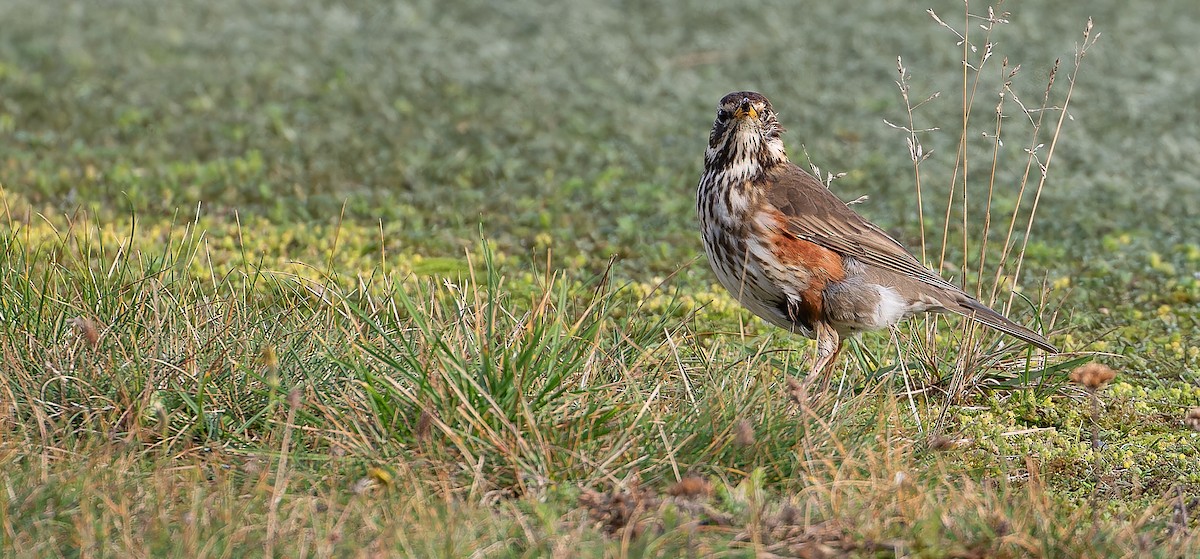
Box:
[2,0,1200,556]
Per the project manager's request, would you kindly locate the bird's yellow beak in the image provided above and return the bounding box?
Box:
[734,106,758,120]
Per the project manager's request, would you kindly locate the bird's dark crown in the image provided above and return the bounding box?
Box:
[718,91,772,114]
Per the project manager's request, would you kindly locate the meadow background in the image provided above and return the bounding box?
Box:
[2,0,1199,556]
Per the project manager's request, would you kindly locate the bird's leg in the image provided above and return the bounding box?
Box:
[809,322,843,394]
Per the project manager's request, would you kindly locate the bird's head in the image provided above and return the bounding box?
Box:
[705,91,788,174]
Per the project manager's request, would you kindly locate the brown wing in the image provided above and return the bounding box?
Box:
[763,163,962,294]
[763,163,1058,353]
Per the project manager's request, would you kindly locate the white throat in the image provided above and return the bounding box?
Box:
[705,126,788,183]
[699,126,788,227]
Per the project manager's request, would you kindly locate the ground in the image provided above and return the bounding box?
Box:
[1,0,1198,556]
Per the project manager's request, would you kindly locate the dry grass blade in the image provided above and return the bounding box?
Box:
[892,4,1092,408]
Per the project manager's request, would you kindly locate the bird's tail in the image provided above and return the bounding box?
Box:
[950,297,1058,353]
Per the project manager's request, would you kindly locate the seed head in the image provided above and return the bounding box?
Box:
[259,345,279,373]
[415,408,434,440]
[928,435,957,451]
[733,419,755,447]
[1069,362,1117,390]
[287,388,302,408]
[69,317,99,347]
[666,476,712,499]
[1185,408,1200,432]
[785,377,809,407]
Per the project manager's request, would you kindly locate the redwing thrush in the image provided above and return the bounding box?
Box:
[697,91,1057,380]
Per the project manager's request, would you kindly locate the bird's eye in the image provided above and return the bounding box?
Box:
[716,109,731,121]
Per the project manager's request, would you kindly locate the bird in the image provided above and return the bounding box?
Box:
[696,91,1057,383]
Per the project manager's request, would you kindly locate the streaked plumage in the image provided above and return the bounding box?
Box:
[697,91,1057,379]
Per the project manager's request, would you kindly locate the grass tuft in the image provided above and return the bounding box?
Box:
[1,0,1199,556]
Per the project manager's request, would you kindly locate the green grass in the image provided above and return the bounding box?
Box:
[2,0,1200,556]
